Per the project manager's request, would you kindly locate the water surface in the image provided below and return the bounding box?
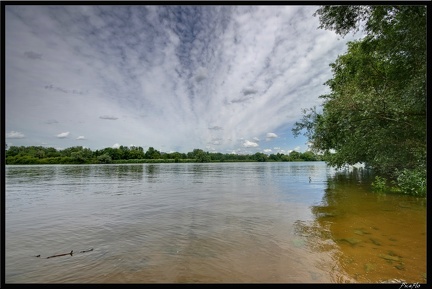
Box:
[5,162,426,283]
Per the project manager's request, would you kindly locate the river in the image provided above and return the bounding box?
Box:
[4,162,426,283]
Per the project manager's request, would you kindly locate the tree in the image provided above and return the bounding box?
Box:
[253,152,268,162]
[71,151,86,163]
[293,5,426,194]
[301,151,317,161]
[97,153,112,164]
[145,147,161,159]
[192,149,210,162]
[119,145,130,159]
[268,154,280,161]
[289,151,302,161]
[129,146,145,159]
[35,149,46,159]
[46,147,60,158]
[108,147,123,160]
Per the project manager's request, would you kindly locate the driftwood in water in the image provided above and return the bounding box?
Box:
[46,250,74,259]
[34,248,93,258]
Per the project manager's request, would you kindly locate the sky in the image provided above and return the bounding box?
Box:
[5,5,361,155]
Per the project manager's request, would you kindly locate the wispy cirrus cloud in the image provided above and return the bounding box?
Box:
[45,119,59,124]
[208,126,223,131]
[5,5,361,152]
[24,51,42,60]
[99,115,119,120]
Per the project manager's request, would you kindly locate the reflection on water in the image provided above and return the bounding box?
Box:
[5,163,426,283]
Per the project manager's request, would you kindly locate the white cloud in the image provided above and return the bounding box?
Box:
[253,137,260,142]
[266,133,278,138]
[243,140,259,148]
[263,149,272,154]
[76,136,86,140]
[56,132,70,138]
[266,133,278,140]
[6,131,25,139]
[112,143,120,149]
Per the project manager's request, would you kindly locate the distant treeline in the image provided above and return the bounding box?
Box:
[4,145,324,164]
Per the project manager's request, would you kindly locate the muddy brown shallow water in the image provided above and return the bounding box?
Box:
[5,163,426,283]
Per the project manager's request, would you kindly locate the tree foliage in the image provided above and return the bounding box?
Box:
[294,5,426,195]
[5,145,321,165]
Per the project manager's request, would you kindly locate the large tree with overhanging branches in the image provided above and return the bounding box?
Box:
[293,5,426,194]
